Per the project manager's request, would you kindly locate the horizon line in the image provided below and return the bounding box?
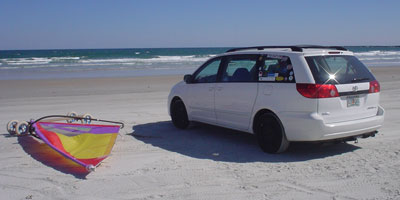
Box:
[1,45,400,51]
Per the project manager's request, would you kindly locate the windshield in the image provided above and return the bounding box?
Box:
[305,55,375,84]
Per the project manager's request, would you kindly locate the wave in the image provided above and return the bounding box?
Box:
[78,55,210,64]
[1,51,399,70]
[0,57,81,66]
[354,50,400,56]
[0,55,215,70]
[1,57,52,65]
[51,57,81,60]
[354,50,400,60]
[0,55,212,65]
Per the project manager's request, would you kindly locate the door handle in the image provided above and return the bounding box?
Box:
[216,87,223,91]
[208,87,214,91]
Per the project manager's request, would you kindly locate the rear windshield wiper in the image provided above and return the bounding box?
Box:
[351,77,370,83]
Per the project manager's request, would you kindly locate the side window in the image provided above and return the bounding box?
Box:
[221,55,259,82]
[193,58,221,83]
[259,55,295,83]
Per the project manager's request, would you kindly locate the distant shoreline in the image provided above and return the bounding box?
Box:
[1,46,400,80]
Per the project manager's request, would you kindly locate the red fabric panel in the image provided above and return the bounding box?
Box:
[36,123,70,156]
[77,157,106,166]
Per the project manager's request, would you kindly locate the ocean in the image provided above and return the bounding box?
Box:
[1,46,399,80]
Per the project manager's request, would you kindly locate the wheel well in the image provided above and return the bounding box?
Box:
[252,109,276,133]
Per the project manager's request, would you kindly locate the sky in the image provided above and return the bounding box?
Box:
[1,0,399,50]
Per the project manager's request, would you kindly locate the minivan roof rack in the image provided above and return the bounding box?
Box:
[226,45,348,53]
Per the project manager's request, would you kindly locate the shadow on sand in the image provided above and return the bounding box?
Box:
[17,136,89,179]
[131,121,360,163]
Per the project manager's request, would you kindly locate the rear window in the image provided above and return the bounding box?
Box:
[305,55,375,84]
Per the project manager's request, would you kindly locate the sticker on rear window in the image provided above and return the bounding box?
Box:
[267,73,277,77]
[267,55,288,61]
[259,77,275,81]
[276,76,284,81]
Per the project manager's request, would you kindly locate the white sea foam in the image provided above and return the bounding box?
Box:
[3,57,52,65]
[0,66,20,69]
[0,57,81,66]
[51,57,80,60]
[78,55,211,64]
[354,51,400,57]
[355,51,400,60]
[354,51,400,66]
[3,51,397,71]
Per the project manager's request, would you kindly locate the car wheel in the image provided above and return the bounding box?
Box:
[256,113,289,153]
[171,99,189,129]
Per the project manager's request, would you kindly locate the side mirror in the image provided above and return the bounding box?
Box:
[184,74,193,84]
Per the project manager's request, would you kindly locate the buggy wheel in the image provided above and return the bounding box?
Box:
[15,121,29,136]
[66,111,78,123]
[86,164,96,172]
[82,113,93,124]
[6,120,19,135]
[171,99,189,129]
[255,113,289,154]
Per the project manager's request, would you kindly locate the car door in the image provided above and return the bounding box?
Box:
[214,55,261,131]
[186,58,222,124]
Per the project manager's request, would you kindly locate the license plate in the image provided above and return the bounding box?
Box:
[347,95,360,107]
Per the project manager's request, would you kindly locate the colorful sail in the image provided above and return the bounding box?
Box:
[32,122,120,171]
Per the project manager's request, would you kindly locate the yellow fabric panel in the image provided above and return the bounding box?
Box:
[56,133,117,159]
[103,133,118,156]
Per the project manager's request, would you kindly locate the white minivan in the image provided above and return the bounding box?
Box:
[168,46,384,153]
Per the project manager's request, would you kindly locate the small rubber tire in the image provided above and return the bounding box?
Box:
[255,113,289,154]
[171,99,189,129]
[6,120,19,135]
[66,111,78,123]
[15,121,29,136]
[82,113,93,124]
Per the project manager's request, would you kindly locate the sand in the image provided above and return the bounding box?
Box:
[0,67,399,200]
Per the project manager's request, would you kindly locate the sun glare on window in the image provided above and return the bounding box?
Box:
[325,73,339,84]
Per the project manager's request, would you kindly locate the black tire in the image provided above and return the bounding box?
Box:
[255,113,289,153]
[171,99,189,129]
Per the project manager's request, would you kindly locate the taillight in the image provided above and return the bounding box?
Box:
[369,80,380,93]
[296,83,339,98]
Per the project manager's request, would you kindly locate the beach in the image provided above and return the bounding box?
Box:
[0,66,399,199]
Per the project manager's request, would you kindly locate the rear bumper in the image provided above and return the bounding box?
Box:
[281,106,385,142]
